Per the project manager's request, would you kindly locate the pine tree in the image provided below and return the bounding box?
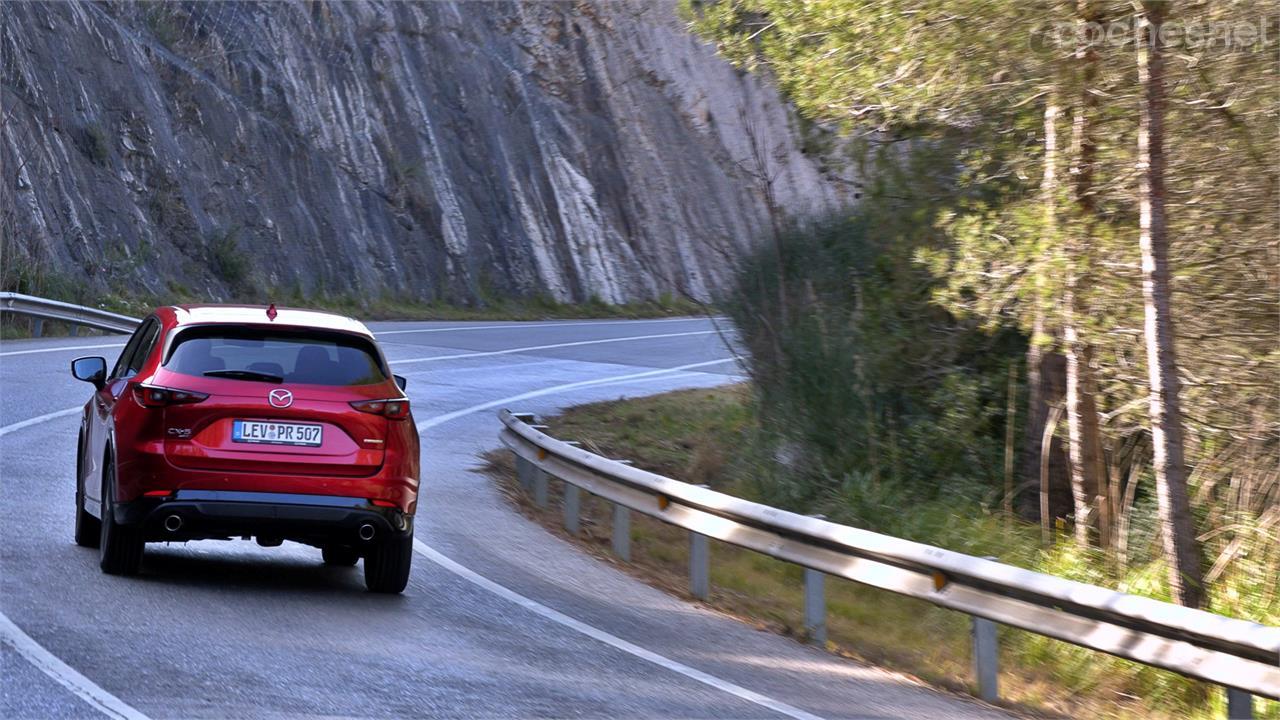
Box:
[1134,0,1203,609]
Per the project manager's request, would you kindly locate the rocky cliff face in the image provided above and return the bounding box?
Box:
[1,1,853,305]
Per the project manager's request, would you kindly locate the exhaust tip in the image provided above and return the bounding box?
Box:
[163,514,183,532]
[358,524,376,541]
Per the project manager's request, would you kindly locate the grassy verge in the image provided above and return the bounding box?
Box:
[483,385,1272,720]
[267,293,710,322]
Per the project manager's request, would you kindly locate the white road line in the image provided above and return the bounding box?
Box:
[0,342,126,358]
[389,329,719,367]
[415,357,740,432]
[0,613,150,720]
[0,355,735,440]
[0,407,81,437]
[0,319,713,355]
[375,316,713,336]
[0,345,745,720]
[413,542,822,720]
[413,361,802,714]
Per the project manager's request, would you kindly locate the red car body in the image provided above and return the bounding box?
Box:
[71,305,419,592]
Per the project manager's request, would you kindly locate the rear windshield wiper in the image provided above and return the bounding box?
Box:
[203,369,284,383]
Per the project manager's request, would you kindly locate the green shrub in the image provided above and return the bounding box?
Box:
[82,123,110,165]
[207,227,249,289]
[723,210,1025,514]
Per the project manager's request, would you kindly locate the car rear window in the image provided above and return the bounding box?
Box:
[165,326,388,387]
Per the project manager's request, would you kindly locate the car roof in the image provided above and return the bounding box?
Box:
[161,305,374,337]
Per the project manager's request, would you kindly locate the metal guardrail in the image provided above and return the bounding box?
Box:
[499,409,1280,715]
[0,292,140,335]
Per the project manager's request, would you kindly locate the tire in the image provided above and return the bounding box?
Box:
[321,544,359,567]
[98,459,144,576]
[74,435,100,548]
[363,530,412,594]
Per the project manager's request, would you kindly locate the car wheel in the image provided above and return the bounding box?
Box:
[98,459,144,576]
[363,530,412,594]
[321,544,359,566]
[74,435,101,548]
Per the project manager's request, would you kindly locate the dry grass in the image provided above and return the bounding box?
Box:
[480,386,1267,720]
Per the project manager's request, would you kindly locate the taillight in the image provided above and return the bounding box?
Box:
[350,398,411,420]
[132,384,209,408]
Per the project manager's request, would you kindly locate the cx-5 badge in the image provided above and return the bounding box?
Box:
[268,389,293,408]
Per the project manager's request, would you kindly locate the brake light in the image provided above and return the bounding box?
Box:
[350,398,411,420]
[132,384,209,408]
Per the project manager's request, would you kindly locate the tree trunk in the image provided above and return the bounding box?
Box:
[1003,361,1018,518]
[1022,95,1055,510]
[1064,337,1107,545]
[1041,403,1066,545]
[1064,0,1109,548]
[1136,1,1204,608]
[1020,94,1071,526]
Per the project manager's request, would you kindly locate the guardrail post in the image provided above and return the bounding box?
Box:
[510,414,538,494]
[611,504,630,561]
[68,323,78,337]
[689,532,710,600]
[562,483,580,535]
[1227,688,1253,719]
[515,454,534,492]
[803,568,827,645]
[31,319,43,338]
[533,468,549,508]
[971,615,999,703]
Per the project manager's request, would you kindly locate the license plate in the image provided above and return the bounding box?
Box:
[232,420,323,447]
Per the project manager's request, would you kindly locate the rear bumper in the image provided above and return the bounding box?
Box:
[119,490,413,546]
[116,436,419,515]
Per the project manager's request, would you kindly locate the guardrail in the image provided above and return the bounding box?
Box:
[499,409,1279,717]
[0,292,140,335]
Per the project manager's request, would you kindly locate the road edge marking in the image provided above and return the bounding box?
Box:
[0,407,81,438]
[0,342,126,358]
[388,329,719,367]
[375,316,717,336]
[411,358,822,718]
[415,357,740,432]
[0,341,741,720]
[412,541,824,720]
[0,612,150,720]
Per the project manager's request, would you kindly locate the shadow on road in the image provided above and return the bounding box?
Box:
[129,544,379,596]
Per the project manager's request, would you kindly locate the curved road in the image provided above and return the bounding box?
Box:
[1,317,1008,719]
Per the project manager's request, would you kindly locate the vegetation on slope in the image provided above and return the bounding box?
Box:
[682,0,1275,632]
[495,386,1276,719]
[471,2,1280,715]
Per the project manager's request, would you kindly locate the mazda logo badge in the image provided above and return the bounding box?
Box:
[268,389,293,408]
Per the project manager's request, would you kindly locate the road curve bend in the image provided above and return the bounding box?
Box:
[1,317,1009,719]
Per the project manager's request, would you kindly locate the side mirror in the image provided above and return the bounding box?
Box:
[393,374,407,392]
[71,356,107,390]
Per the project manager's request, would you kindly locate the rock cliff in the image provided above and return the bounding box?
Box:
[1,1,853,305]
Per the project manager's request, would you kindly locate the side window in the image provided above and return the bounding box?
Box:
[111,319,151,379]
[126,320,162,377]
[112,318,158,379]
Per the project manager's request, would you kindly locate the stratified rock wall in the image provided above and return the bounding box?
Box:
[1,1,854,305]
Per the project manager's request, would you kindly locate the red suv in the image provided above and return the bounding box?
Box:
[70,305,419,593]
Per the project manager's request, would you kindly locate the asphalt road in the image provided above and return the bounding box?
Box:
[0,316,1009,719]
